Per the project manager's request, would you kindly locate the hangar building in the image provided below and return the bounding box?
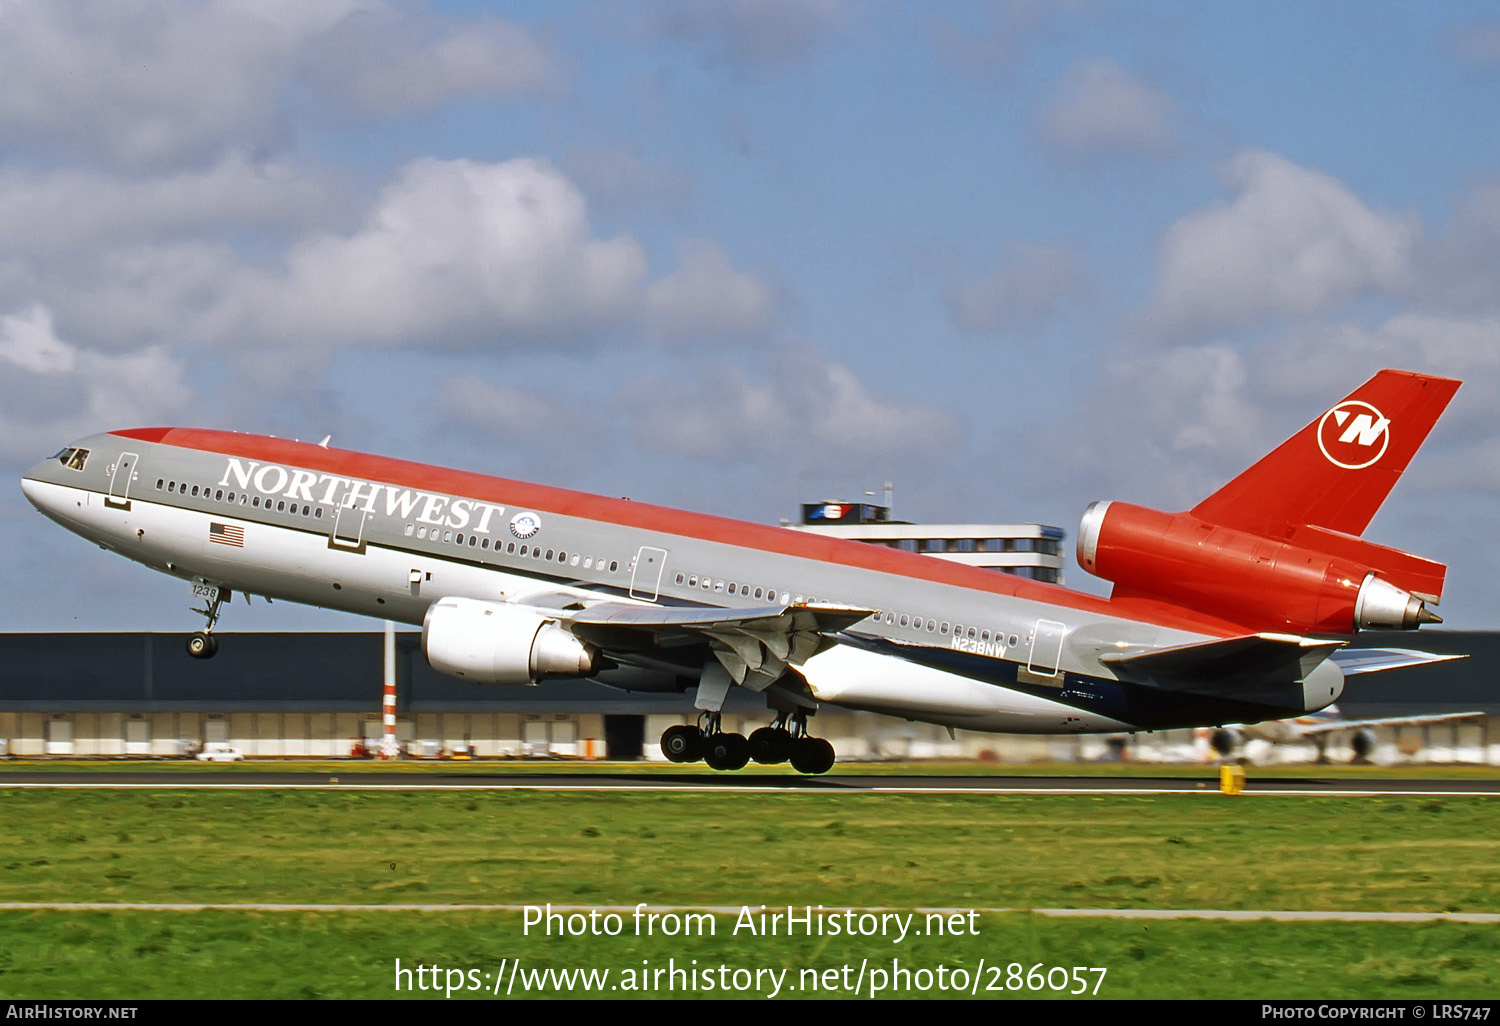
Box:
[0,629,1493,764]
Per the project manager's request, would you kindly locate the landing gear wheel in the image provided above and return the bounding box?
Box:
[748,726,791,764]
[660,724,703,763]
[790,737,835,775]
[186,632,218,659]
[703,732,749,771]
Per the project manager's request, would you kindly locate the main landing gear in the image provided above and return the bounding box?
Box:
[186,586,229,660]
[660,710,836,775]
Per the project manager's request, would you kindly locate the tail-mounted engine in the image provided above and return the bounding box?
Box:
[423,596,596,684]
[1077,500,1444,635]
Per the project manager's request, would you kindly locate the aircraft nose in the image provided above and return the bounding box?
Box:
[21,459,65,515]
[21,471,49,512]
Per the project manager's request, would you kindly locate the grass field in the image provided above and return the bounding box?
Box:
[3,784,1498,999]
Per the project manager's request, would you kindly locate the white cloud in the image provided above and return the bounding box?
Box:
[645,240,775,341]
[434,377,584,445]
[1412,178,1500,314]
[306,9,561,116]
[1039,343,1268,510]
[945,242,1082,334]
[0,155,333,256]
[1039,58,1178,159]
[0,1,559,168]
[211,157,650,347]
[0,304,74,373]
[1146,151,1416,338]
[622,350,960,471]
[0,304,189,460]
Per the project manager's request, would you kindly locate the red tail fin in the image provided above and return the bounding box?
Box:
[1191,369,1459,539]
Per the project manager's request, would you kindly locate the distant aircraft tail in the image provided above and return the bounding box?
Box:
[1079,370,1458,634]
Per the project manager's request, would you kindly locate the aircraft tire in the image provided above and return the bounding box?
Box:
[186,632,218,659]
[790,737,835,775]
[660,725,703,763]
[703,732,749,771]
[748,727,791,764]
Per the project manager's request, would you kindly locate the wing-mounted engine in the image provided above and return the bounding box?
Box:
[422,596,596,684]
[1077,500,1444,635]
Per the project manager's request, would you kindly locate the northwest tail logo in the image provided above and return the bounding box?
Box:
[1317,400,1390,469]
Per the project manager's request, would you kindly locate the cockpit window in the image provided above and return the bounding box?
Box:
[55,447,90,471]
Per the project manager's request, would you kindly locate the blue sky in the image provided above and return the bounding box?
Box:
[3,0,1499,630]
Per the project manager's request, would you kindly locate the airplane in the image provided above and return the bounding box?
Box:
[20,368,1461,774]
[1203,704,1482,764]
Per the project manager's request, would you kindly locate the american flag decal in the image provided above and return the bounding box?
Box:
[209,522,244,548]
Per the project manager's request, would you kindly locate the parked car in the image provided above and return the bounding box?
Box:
[195,742,244,762]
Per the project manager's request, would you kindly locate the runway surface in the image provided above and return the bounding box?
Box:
[2,768,1498,795]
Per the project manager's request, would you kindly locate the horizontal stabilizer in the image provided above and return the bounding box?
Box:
[1296,708,1483,736]
[1328,648,1468,676]
[1100,633,1343,693]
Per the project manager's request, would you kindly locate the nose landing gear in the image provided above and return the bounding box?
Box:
[186,584,229,660]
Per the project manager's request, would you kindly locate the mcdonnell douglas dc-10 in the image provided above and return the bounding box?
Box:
[22,369,1460,774]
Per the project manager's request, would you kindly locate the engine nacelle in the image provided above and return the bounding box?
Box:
[422,597,596,685]
[1077,500,1440,635]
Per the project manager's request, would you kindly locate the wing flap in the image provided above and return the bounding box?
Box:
[565,601,872,689]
